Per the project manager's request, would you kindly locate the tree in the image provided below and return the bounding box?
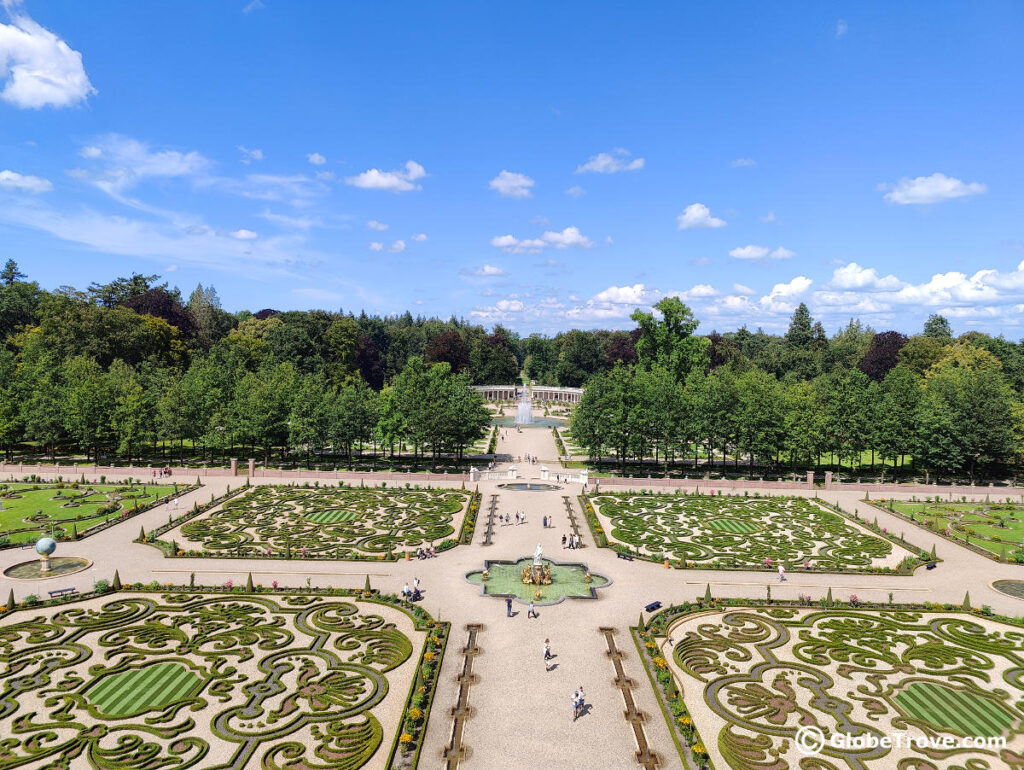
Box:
[923,313,953,341]
[108,360,150,462]
[897,335,949,375]
[556,330,604,387]
[62,356,112,461]
[470,332,519,384]
[87,273,163,307]
[0,259,26,285]
[425,330,470,373]
[859,331,908,381]
[631,297,709,383]
[875,365,920,478]
[735,369,784,471]
[330,378,380,461]
[233,362,297,464]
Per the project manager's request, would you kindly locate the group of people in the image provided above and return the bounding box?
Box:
[519,453,538,465]
[401,578,423,602]
[415,546,437,559]
[502,511,527,525]
[151,467,173,478]
[572,686,586,721]
[561,533,582,549]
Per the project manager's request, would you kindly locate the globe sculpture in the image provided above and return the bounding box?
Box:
[35,536,56,573]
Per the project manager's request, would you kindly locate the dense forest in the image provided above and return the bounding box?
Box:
[1,260,1022,478]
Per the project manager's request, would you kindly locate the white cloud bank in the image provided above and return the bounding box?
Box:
[0,0,95,108]
[882,173,986,205]
[491,226,593,254]
[729,245,794,260]
[345,160,425,192]
[0,169,52,193]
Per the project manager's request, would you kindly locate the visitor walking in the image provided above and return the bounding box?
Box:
[528,601,537,619]
[778,564,786,582]
[542,515,547,528]
[544,638,553,670]
[562,534,567,548]
[506,597,513,617]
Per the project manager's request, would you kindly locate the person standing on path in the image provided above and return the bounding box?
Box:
[544,639,553,670]
[528,601,537,619]
[562,534,567,548]
[506,597,513,617]
[778,564,786,582]
[542,515,547,528]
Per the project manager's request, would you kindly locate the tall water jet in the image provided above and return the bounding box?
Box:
[515,386,534,425]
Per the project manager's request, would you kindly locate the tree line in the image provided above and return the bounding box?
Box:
[571,298,1023,480]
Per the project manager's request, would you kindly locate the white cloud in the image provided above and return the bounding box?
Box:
[315,170,335,181]
[496,299,524,312]
[237,145,263,164]
[677,203,726,230]
[75,134,211,195]
[828,262,902,291]
[389,239,406,253]
[0,169,52,193]
[733,283,756,295]
[759,276,812,313]
[368,242,384,252]
[306,152,326,165]
[367,220,388,231]
[882,173,986,205]
[470,264,507,277]
[345,160,426,192]
[489,170,534,198]
[729,245,794,260]
[242,0,264,12]
[491,226,592,254]
[836,19,848,37]
[760,212,776,223]
[0,1,95,108]
[411,233,427,241]
[258,209,322,230]
[691,257,711,266]
[575,148,644,174]
[565,185,585,197]
[543,226,592,249]
[228,228,258,240]
[730,158,757,167]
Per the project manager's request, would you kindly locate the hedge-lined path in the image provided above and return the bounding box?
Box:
[5,418,1024,769]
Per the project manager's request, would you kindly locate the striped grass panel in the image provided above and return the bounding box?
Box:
[306,509,361,524]
[85,663,200,716]
[894,682,1016,737]
[707,518,761,534]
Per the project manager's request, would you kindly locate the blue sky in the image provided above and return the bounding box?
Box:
[1,0,1023,336]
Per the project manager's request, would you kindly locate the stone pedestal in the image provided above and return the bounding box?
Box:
[540,466,549,481]
[247,458,256,477]
[229,458,238,476]
[469,467,480,482]
[806,471,815,488]
[579,469,589,487]
[824,471,833,488]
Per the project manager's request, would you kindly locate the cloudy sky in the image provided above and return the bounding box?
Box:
[1,1,1022,335]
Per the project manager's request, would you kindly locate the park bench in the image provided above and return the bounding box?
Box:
[644,601,662,613]
[48,587,78,599]
[616,551,634,561]
[926,562,937,570]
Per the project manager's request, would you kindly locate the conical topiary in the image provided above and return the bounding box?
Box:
[71,523,77,540]
[112,570,121,590]
[826,587,833,605]
[246,572,254,592]
[637,613,645,632]
[704,583,712,603]
[1002,544,1007,563]
[6,588,14,611]
[931,544,937,560]
[139,526,146,542]
[962,592,971,611]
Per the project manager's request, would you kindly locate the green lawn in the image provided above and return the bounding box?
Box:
[889,500,1024,557]
[0,483,179,544]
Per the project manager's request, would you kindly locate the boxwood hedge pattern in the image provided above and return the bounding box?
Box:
[177,485,471,559]
[588,493,897,570]
[0,590,445,770]
[660,606,1024,770]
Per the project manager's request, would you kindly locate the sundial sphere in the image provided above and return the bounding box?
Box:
[35,537,57,556]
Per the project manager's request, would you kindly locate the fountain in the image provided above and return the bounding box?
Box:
[521,542,552,585]
[3,536,92,580]
[36,537,56,573]
[515,386,533,426]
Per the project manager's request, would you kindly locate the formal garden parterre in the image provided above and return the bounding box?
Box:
[0,481,187,547]
[0,587,447,770]
[159,484,477,560]
[637,601,1024,770]
[870,496,1024,563]
[584,491,920,572]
